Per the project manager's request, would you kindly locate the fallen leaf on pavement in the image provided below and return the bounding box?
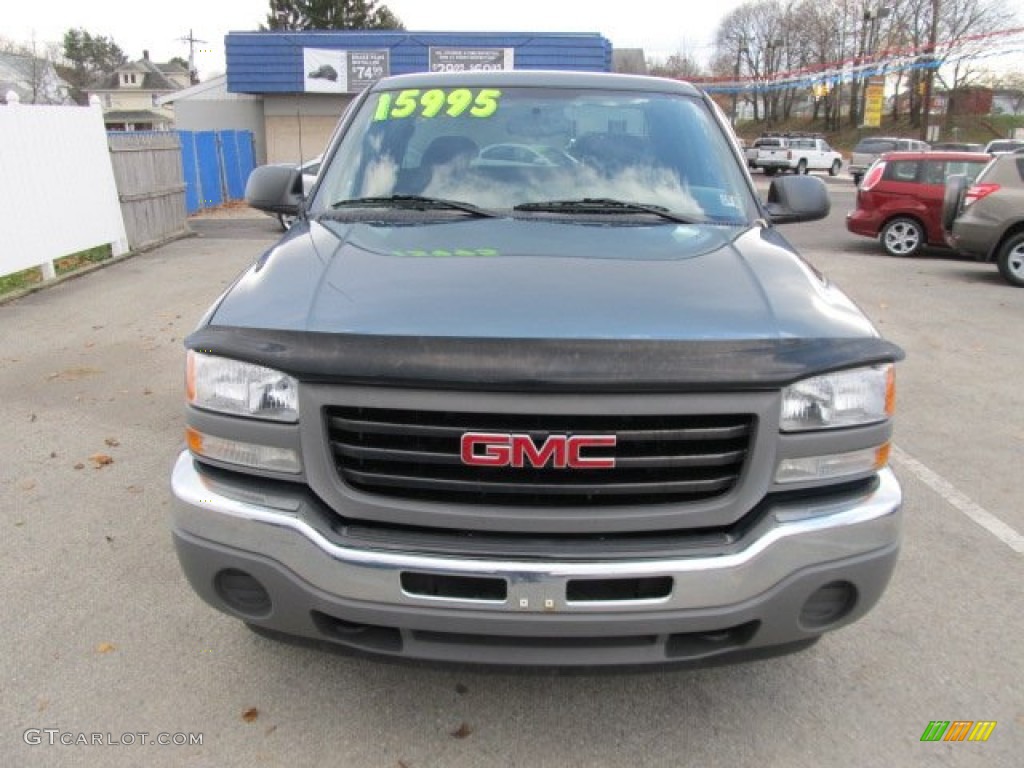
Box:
[89,454,114,468]
[450,722,472,739]
[242,707,259,723]
[96,642,116,654]
[104,438,120,447]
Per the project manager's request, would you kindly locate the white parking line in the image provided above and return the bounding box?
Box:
[892,445,1024,555]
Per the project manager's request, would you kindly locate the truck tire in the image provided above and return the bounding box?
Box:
[881,217,925,257]
[796,159,808,175]
[996,232,1024,287]
[829,159,842,176]
[764,167,778,176]
[852,173,862,186]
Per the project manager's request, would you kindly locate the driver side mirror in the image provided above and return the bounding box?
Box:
[245,165,304,216]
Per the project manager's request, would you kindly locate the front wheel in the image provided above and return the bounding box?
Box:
[829,159,842,176]
[796,159,808,175]
[763,167,778,177]
[277,213,296,231]
[996,232,1024,287]
[881,217,924,257]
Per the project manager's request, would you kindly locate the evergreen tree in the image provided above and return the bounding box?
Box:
[61,28,128,104]
[264,0,404,31]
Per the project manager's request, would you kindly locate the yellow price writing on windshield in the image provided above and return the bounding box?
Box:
[374,89,502,121]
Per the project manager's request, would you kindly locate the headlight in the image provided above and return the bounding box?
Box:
[186,351,299,422]
[780,364,894,432]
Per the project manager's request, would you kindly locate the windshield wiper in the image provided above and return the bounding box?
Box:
[329,195,501,218]
[513,198,698,224]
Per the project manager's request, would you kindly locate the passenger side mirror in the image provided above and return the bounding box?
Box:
[763,175,830,224]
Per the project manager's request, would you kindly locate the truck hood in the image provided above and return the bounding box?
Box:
[210,216,876,340]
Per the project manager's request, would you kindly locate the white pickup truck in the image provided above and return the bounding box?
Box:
[755,136,844,177]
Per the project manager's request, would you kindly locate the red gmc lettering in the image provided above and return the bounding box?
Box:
[461,433,616,469]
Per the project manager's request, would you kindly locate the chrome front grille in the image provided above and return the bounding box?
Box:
[327,407,754,506]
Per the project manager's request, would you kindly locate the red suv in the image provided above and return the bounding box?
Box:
[846,151,990,256]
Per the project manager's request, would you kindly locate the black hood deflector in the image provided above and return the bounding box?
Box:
[186,327,904,393]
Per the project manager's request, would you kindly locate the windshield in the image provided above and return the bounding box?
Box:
[310,86,756,225]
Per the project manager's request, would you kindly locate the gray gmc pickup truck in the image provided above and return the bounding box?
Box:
[171,71,903,667]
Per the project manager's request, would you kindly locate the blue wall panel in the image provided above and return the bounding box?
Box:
[226,31,612,94]
[195,132,223,209]
[178,131,200,214]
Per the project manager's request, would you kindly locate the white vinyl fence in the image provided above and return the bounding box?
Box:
[0,95,128,280]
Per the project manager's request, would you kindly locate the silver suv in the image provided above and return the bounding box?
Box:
[944,150,1024,286]
[850,137,930,185]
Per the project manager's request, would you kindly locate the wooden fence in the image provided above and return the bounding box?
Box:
[106,131,188,250]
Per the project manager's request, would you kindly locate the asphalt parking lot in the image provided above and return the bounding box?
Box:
[1,195,1021,768]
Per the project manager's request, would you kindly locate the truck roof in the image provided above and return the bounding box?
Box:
[367,69,703,97]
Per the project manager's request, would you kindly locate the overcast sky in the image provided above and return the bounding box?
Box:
[3,0,749,78]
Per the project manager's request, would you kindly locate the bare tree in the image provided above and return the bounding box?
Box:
[935,0,1007,130]
[648,49,706,80]
[0,36,69,104]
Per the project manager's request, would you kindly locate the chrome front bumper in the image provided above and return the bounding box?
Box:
[170,451,902,665]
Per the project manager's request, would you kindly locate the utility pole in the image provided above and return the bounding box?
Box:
[920,0,939,141]
[764,40,782,125]
[731,37,749,127]
[177,29,207,84]
[858,4,892,126]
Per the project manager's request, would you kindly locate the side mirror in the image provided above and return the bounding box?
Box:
[763,175,830,224]
[244,165,303,216]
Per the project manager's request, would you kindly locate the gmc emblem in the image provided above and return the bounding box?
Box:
[460,432,617,469]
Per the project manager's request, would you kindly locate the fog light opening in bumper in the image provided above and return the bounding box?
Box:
[214,569,272,618]
[799,581,857,630]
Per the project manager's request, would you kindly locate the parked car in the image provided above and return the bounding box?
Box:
[929,142,984,152]
[849,137,930,185]
[178,70,904,668]
[846,150,990,256]
[744,136,774,168]
[754,134,843,176]
[983,138,1024,155]
[276,155,322,230]
[944,151,1024,286]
